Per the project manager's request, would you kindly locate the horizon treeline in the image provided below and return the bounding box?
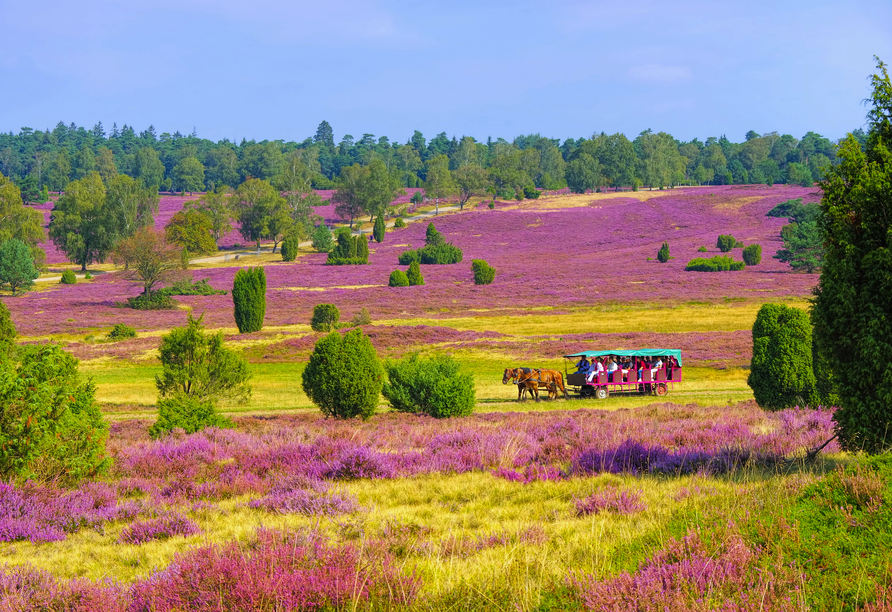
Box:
[0,120,867,199]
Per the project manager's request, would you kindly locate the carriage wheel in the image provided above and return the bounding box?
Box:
[595,387,609,400]
[656,383,668,397]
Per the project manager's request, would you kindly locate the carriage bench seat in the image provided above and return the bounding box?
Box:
[567,372,587,386]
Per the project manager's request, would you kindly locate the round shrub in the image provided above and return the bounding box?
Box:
[406,261,424,286]
[107,323,136,341]
[149,395,233,439]
[302,329,383,420]
[472,259,496,285]
[383,354,475,418]
[388,270,410,287]
[393,217,406,229]
[742,243,762,266]
[747,303,817,410]
[232,267,266,333]
[84,272,93,280]
[280,234,298,262]
[311,304,340,332]
[657,241,670,263]
[697,246,708,253]
[60,269,77,284]
[716,234,737,252]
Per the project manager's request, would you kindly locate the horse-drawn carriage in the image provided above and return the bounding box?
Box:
[563,349,683,399]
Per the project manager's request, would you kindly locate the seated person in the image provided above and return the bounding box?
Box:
[575,357,591,374]
[606,358,618,382]
[587,358,605,382]
[651,357,663,376]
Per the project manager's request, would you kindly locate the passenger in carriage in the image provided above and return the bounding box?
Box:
[588,357,605,382]
[651,357,663,376]
[575,357,591,375]
[606,358,618,382]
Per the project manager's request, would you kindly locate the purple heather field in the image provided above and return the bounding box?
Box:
[14,185,816,350]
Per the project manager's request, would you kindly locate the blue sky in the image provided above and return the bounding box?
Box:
[1,0,890,144]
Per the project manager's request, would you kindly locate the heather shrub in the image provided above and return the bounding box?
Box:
[106,323,136,341]
[249,477,358,515]
[393,217,406,228]
[748,303,817,410]
[123,290,176,310]
[149,395,233,439]
[407,260,424,285]
[0,565,126,610]
[232,266,266,333]
[60,269,77,284]
[685,256,745,272]
[302,329,383,420]
[120,513,200,544]
[383,353,475,418]
[716,234,737,252]
[280,233,298,262]
[350,307,372,327]
[656,241,670,263]
[310,303,340,332]
[472,259,496,285]
[388,270,409,287]
[127,528,420,611]
[0,344,108,483]
[574,489,647,516]
[742,243,762,265]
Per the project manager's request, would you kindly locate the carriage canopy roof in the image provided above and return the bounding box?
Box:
[563,349,682,366]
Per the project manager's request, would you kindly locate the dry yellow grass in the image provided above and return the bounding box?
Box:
[499,189,671,212]
[377,301,809,335]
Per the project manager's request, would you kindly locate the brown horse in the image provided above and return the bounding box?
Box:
[536,369,569,400]
[503,367,552,402]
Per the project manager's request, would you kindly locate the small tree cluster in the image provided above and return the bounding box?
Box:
[472,259,496,285]
[311,303,340,332]
[164,209,216,255]
[60,269,77,284]
[302,329,383,420]
[326,229,369,265]
[232,267,266,333]
[656,241,670,263]
[685,256,745,272]
[748,303,817,410]
[398,223,463,265]
[382,354,475,418]
[742,244,762,265]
